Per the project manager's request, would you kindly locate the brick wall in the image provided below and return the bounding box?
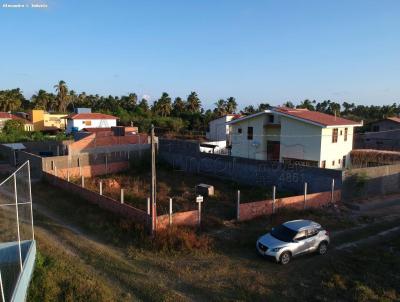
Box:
[54,161,129,178]
[69,133,148,153]
[238,190,341,221]
[44,172,200,231]
[156,210,199,230]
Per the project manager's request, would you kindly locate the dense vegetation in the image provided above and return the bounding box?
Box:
[1,81,400,134]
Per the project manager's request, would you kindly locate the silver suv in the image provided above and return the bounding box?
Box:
[256,219,330,265]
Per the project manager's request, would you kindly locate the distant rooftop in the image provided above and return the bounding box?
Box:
[274,107,362,127]
[66,113,118,120]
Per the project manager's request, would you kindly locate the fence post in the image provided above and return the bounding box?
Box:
[81,175,85,188]
[236,190,240,220]
[54,166,57,177]
[198,201,202,226]
[120,189,124,204]
[105,154,108,173]
[27,160,35,240]
[304,182,308,210]
[0,270,5,302]
[13,174,23,272]
[272,185,276,214]
[99,180,103,195]
[331,178,335,203]
[169,198,173,226]
[67,169,70,182]
[147,197,150,215]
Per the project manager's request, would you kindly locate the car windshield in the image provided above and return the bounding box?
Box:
[270,225,297,242]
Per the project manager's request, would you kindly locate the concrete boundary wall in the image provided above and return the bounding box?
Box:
[238,190,341,221]
[342,164,400,201]
[159,139,343,194]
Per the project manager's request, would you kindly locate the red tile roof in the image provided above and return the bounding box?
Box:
[386,117,400,123]
[66,113,118,120]
[274,107,361,127]
[0,112,32,124]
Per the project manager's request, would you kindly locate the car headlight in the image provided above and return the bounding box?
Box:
[272,247,283,252]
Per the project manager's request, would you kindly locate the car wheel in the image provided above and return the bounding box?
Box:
[280,252,291,265]
[318,242,328,255]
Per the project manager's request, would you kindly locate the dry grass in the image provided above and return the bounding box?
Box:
[28,181,400,301]
[70,165,293,229]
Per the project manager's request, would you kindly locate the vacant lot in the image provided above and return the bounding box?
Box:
[70,165,293,227]
[27,182,400,301]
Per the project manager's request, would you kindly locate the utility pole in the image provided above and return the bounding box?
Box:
[150,124,157,234]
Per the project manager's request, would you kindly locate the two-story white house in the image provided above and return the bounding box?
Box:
[227,107,362,169]
[206,114,241,141]
[65,112,118,134]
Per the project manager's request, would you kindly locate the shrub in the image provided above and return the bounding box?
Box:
[3,119,24,135]
[152,226,213,253]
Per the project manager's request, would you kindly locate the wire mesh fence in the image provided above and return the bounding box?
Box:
[0,161,34,302]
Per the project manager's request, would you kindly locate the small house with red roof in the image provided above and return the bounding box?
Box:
[0,112,34,132]
[227,107,362,169]
[354,117,400,151]
[65,109,118,134]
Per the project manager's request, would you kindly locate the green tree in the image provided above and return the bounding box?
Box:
[242,105,256,115]
[213,99,226,116]
[3,119,24,135]
[54,80,69,112]
[153,92,172,117]
[0,89,24,111]
[121,93,137,111]
[283,101,295,108]
[186,91,201,113]
[258,103,271,111]
[172,97,186,116]
[297,99,316,111]
[137,98,149,113]
[226,97,237,114]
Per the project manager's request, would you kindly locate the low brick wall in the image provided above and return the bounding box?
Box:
[156,210,199,230]
[43,172,148,224]
[54,161,129,178]
[238,190,341,221]
[44,172,199,231]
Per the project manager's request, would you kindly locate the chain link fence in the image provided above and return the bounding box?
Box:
[0,161,34,302]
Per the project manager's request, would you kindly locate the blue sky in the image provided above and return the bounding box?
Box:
[1,0,399,109]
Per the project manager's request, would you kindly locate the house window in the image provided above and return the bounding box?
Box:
[238,128,242,134]
[338,159,341,164]
[340,130,343,135]
[84,120,92,126]
[321,160,326,168]
[344,128,348,141]
[332,128,338,143]
[247,127,253,140]
[343,156,346,168]
[332,160,335,166]
[268,115,274,123]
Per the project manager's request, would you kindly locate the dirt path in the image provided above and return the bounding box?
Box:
[336,225,400,250]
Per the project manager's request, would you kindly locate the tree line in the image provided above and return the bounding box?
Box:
[0,81,399,133]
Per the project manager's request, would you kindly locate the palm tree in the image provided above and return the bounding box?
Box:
[186,91,201,113]
[54,80,69,112]
[172,97,186,116]
[214,99,226,116]
[297,99,316,111]
[225,97,237,114]
[155,92,172,117]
